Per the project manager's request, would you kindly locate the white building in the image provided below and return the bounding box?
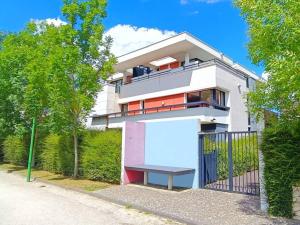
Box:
[87,32,261,132]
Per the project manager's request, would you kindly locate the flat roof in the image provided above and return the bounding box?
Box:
[114,32,260,80]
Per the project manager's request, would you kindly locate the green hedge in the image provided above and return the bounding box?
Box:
[2,129,122,184]
[40,134,74,176]
[81,129,122,183]
[0,138,4,162]
[262,121,300,218]
[3,135,28,165]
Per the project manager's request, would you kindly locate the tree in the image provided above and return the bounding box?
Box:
[235,0,300,121]
[0,25,51,167]
[45,0,115,177]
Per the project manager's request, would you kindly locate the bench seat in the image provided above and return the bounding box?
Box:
[125,164,195,190]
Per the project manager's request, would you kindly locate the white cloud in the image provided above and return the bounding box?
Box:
[31,18,67,27]
[105,24,177,57]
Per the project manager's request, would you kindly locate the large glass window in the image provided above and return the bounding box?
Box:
[186,89,226,108]
[187,92,201,108]
[201,90,211,102]
[215,90,225,106]
[187,92,201,103]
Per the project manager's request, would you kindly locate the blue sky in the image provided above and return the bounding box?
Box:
[0,0,263,75]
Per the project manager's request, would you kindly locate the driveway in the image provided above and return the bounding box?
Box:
[0,171,179,225]
[93,184,299,225]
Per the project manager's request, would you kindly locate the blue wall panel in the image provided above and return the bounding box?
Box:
[145,119,199,189]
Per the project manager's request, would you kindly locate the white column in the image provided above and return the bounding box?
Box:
[144,171,148,185]
[168,175,173,190]
[184,53,190,66]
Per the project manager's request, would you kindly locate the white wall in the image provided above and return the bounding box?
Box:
[119,64,217,103]
[215,66,248,131]
[86,84,120,128]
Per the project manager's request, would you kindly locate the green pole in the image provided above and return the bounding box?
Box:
[27,117,36,182]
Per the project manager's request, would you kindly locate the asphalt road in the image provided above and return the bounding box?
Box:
[0,171,178,225]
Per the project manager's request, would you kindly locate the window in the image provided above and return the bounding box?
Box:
[187,92,201,108]
[201,90,211,102]
[111,79,123,93]
[187,92,201,103]
[122,104,128,116]
[215,90,225,106]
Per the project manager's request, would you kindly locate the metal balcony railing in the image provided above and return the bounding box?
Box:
[122,58,245,85]
[92,101,230,119]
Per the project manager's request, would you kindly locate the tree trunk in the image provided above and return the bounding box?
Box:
[73,132,79,178]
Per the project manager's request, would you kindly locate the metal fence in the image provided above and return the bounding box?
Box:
[199,131,260,195]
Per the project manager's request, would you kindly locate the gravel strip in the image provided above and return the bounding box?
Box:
[93,184,299,225]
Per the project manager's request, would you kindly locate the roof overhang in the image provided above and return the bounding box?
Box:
[114,32,260,80]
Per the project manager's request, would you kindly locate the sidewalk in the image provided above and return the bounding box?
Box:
[0,171,181,225]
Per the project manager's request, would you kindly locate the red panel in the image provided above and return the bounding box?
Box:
[159,61,180,71]
[125,170,144,184]
[128,101,140,116]
[170,61,180,69]
[159,64,169,71]
[144,94,185,113]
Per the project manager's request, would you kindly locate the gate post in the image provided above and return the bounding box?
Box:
[199,134,205,188]
[258,129,268,212]
[227,132,234,191]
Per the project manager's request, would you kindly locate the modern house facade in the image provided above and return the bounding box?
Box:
[87,32,260,132]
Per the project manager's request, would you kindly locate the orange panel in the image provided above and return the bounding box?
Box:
[144,94,185,114]
[170,62,180,69]
[159,64,169,71]
[128,101,140,116]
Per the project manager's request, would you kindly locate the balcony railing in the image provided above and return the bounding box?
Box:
[92,101,230,119]
[124,61,209,85]
[123,58,242,85]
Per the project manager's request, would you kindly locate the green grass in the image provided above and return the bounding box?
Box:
[0,163,112,192]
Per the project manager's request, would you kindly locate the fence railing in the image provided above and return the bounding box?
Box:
[92,101,230,120]
[122,58,248,85]
[199,131,260,195]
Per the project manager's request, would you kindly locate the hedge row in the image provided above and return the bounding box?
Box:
[262,121,300,218]
[2,129,122,183]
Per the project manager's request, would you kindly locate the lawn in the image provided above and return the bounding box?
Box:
[0,163,113,192]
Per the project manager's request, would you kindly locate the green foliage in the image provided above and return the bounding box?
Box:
[40,134,74,176]
[204,134,258,180]
[0,0,116,178]
[81,129,122,183]
[261,121,300,218]
[3,135,28,165]
[44,0,116,177]
[236,0,300,121]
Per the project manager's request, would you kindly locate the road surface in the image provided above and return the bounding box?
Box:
[0,171,179,225]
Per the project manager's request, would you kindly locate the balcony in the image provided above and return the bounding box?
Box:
[91,101,230,128]
[118,59,227,102]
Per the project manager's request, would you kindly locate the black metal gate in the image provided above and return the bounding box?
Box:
[199,131,260,195]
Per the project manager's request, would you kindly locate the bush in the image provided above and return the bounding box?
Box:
[262,121,300,218]
[81,129,121,183]
[3,135,27,165]
[41,134,74,176]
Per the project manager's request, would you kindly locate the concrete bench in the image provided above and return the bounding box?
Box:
[125,164,195,190]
